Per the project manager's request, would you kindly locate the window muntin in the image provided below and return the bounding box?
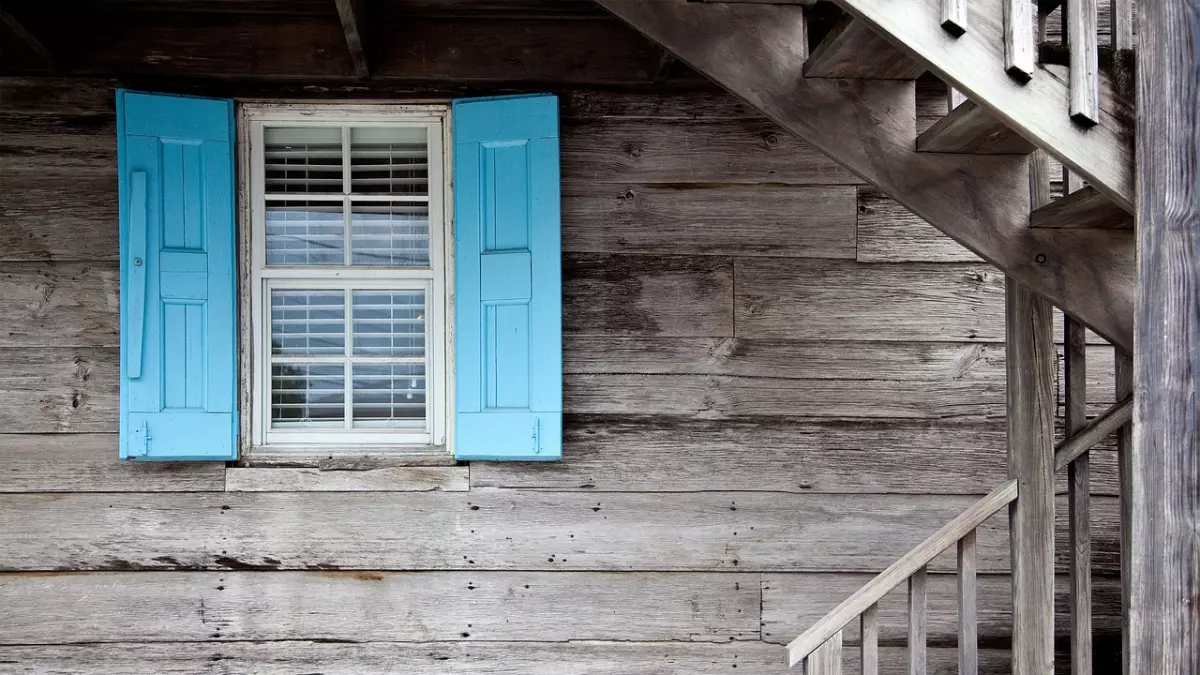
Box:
[247,106,449,451]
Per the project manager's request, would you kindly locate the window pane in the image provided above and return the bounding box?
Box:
[352,290,426,357]
[353,363,426,425]
[271,290,346,356]
[266,201,345,266]
[272,363,345,426]
[264,127,343,194]
[350,127,428,196]
[350,203,430,267]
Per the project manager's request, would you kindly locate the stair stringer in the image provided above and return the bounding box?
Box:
[596,0,1134,351]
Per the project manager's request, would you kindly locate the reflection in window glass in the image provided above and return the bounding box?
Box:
[265,201,345,266]
[350,127,429,196]
[264,127,343,194]
[271,363,345,427]
[351,203,430,267]
[353,363,426,425]
[270,290,345,356]
[352,290,425,358]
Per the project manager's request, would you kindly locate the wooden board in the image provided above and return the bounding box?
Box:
[735,259,1005,341]
[1029,186,1132,229]
[0,433,225,492]
[0,491,1119,574]
[562,183,857,258]
[0,262,119,346]
[0,172,118,262]
[804,16,927,79]
[915,101,1037,154]
[225,466,469,492]
[0,571,759,644]
[855,188,982,263]
[0,347,118,433]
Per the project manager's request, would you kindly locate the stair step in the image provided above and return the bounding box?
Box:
[1030,185,1133,229]
[917,100,1037,154]
[804,15,926,79]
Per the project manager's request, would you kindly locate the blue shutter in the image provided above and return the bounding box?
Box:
[453,95,562,461]
[117,90,237,461]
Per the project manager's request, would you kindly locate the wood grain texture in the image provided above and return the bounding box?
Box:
[0,172,118,261]
[1114,349,1133,672]
[224,466,469,492]
[0,571,759,644]
[862,605,881,675]
[563,253,733,337]
[1064,316,1093,675]
[804,16,927,79]
[0,491,1121,573]
[1029,186,1132,229]
[854,188,981,263]
[0,262,119,346]
[806,630,844,675]
[332,0,368,78]
[736,258,1005,342]
[957,531,979,675]
[915,100,1037,154]
[1130,0,1200,669]
[0,433,225,492]
[1003,0,1036,79]
[908,567,928,675]
[0,347,117,432]
[1066,0,1101,125]
[562,184,857,258]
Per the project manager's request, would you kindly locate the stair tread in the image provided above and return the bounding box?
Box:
[804,15,927,79]
[917,100,1037,154]
[1030,186,1133,229]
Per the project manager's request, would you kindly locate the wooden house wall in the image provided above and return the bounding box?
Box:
[0,76,1121,674]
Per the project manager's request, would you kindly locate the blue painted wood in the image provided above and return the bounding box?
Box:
[453,95,562,461]
[117,90,237,461]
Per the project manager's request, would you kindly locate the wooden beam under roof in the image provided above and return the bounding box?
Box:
[0,6,55,68]
[596,0,1135,351]
[334,0,369,78]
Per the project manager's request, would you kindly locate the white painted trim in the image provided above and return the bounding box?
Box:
[239,102,453,459]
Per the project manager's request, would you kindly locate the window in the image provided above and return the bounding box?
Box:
[244,104,451,453]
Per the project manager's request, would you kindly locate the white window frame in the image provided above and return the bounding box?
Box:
[240,103,453,457]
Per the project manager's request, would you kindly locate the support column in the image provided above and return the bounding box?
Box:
[1130,0,1200,670]
[1005,273,1056,675]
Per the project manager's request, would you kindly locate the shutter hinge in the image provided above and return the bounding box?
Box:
[531,418,542,455]
[130,421,151,458]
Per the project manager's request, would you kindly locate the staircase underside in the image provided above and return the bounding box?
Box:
[596,0,1134,351]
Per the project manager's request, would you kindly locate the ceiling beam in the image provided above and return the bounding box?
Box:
[596,0,1133,350]
[0,7,55,68]
[333,0,369,78]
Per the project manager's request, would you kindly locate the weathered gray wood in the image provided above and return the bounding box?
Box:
[225,466,469,492]
[1065,0,1100,125]
[763,572,1123,646]
[916,101,1037,154]
[1029,186,1132,229]
[1109,0,1132,49]
[0,347,117,433]
[804,16,926,79]
[597,0,1135,350]
[0,571,759,644]
[736,259,1005,342]
[0,490,1120,573]
[785,481,1016,664]
[0,433,225,492]
[941,0,968,36]
[564,253,733,338]
[854,188,981,263]
[0,641,1018,675]
[1063,316,1093,675]
[807,631,844,675]
[0,262,119,346]
[561,117,857,185]
[1130,0,1200,669]
[1005,277,1057,675]
[1054,397,1132,470]
[1114,349,1132,675]
[333,0,368,77]
[562,184,857,258]
[862,604,881,675]
[1005,0,1037,79]
[957,531,979,675]
[0,172,118,261]
[908,566,928,675]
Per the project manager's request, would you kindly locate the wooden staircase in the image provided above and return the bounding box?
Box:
[596,0,1136,352]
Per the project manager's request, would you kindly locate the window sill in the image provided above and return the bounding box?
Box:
[240,444,454,469]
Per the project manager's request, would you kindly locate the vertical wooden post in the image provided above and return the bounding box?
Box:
[1006,149,1056,675]
[1064,317,1092,674]
[957,531,978,675]
[1114,350,1133,675]
[1131,0,1200,671]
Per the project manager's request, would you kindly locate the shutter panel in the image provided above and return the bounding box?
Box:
[453,95,562,461]
[117,90,238,461]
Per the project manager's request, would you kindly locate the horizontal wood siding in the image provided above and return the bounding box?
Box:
[0,77,1120,670]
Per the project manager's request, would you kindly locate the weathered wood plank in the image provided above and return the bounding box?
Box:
[561,117,857,184]
[807,630,844,675]
[915,101,1037,154]
[562,184,857,258]
[862,605,881,675]
[804,16,927,79]
[0,571,759,644]
[957,531,979,675]
[0,172,118,262]
[0,641,1017,675]
[0,491,1120,573]
[909,567,928,675]
[0,347,117,433]
[763,573,1122,646]
[736,259,1005,342]
[333,0,368,78]
[564,253,733,337]
[0,262,119,346]
[1063,316,1093,675]
[941,0,968,36]
[1029,186,1132,229]
[225,466,469,492]
[855,188,981,263]
[0,433,224,492]
[1066,0,1101,125]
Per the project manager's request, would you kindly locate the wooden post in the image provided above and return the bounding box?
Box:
[1064,317,1092,675]
[1130,0,1200,671]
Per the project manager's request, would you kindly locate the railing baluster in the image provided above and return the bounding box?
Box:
[940,0,967,37]
[1065,0,1100,125]
[1065,316,1093,674]
[861,604,879,675]
[807,630,843,675]
[908,566,927,675]
[1115,350,1133,672]
[1004,0,1035,81]
[957,530,978,675]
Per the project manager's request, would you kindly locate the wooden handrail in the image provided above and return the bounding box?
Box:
[785,479,1018,666]
[1054,396,1133,471]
